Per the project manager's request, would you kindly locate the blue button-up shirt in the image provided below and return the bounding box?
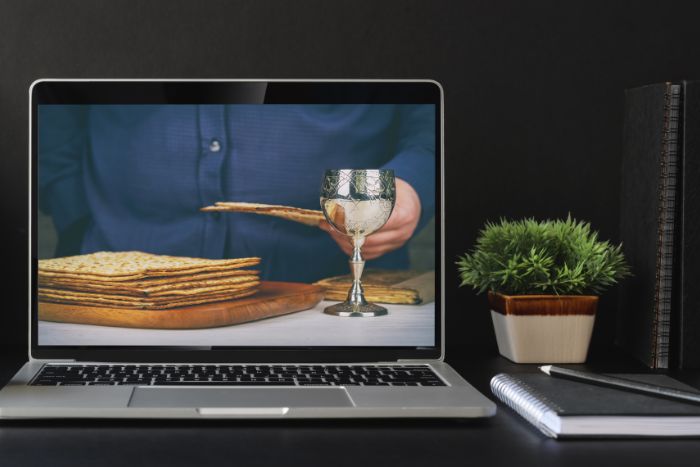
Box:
[38,104,435,282]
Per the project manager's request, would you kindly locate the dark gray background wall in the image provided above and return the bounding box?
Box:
[2,0,700,359]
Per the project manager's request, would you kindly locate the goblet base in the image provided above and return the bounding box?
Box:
[323,302,388,317]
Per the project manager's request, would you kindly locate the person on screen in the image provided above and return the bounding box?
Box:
[38,104,435,282]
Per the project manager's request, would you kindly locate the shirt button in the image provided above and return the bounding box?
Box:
[209,139,222,153]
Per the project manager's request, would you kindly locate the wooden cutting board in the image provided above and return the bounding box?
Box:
[38,281,324,330]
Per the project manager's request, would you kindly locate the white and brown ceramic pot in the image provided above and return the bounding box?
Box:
[487,292,599,364]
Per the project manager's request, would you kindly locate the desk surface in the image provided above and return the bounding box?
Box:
[1,347,699,466]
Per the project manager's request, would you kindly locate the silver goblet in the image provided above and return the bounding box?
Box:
[320,169,396,317]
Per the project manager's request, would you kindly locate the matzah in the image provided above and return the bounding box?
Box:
[315,270,435,305]
[201,202,325,227]
[39,273,260,297]
[38,268,257,284]
[39,251,261,278]
[39,287,259,310]
[38,282,259,303]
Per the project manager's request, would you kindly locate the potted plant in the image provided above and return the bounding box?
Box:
[456,216,630,363]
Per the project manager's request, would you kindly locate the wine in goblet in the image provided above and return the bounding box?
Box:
[320,169,396,317]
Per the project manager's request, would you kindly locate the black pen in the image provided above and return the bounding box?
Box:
[539,365,700,406]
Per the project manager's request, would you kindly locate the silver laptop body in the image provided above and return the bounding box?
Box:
[0,79,495,419]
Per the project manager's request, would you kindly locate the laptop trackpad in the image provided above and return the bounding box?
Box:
[128,387,354,409]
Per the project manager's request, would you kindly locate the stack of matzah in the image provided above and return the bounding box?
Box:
[38,251,261,310]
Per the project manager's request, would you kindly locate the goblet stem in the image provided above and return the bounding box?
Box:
[322,234,387,317]
[348,236,367,307]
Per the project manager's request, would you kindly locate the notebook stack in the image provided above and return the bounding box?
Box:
[38,251,261,310]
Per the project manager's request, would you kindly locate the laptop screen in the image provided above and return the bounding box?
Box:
[31,81,441,360]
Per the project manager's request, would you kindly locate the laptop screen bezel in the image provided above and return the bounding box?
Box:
[29,79,444,363]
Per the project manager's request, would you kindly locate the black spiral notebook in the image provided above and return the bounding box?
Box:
[491,373,700,438]
[617,82,680,369]
[618,80,700,369]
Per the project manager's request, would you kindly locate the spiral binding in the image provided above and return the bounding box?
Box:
[490,373,559,437]
[651,83,681,368]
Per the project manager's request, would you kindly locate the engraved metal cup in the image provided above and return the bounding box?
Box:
[320,169,396,317]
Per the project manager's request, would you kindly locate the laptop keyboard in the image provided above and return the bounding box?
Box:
[30,364,446,387]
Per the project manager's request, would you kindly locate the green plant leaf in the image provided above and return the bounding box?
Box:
[456,216,631,296]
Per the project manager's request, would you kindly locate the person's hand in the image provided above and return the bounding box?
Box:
[319,178,422,260]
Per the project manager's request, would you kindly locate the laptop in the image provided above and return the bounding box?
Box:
[0,79,496,419]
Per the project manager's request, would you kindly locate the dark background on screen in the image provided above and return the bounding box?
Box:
[2,0,700,361]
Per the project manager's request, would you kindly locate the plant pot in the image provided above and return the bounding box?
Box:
[487,292,598,364]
